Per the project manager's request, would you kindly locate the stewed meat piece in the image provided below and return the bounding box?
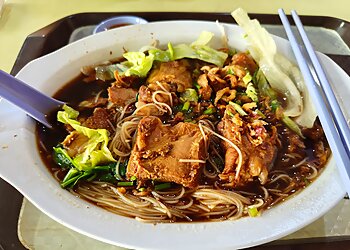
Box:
[127,116,207,188]
[108,86,137,106]
[147,59,193,92]
[217,105,277,187]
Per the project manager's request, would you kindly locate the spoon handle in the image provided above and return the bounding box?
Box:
[0,70,64,128]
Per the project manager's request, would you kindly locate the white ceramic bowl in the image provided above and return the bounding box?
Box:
[0,21,348,250]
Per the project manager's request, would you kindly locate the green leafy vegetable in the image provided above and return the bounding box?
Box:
[172,43,227,67]
[229,101,247,116]
[99,173,118,183]
[53,146,76,169]
[121,52,154,77]
[57,105,115,171]
[253,69,277,100]
[231,8,305,120]
[253,69,304,138]
[203,107,216,115]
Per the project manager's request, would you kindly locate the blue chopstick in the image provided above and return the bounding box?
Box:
[290,10,350,158]
[278,9,350,195]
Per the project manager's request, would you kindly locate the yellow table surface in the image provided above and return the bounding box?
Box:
[0,0,349,73]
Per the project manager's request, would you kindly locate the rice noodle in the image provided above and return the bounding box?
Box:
[179,159,206,164]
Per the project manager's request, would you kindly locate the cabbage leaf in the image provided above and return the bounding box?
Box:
[57,105,116,171]
[121,52,154,77]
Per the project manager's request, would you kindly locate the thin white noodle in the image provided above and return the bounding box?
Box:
[260,186,269,201]
[306,163,318,180]
[207,157,221,173]
[268,174,293,185]
[248,198,264,209]
[179,159,206,164]
[291,157,308,168]
[94,90,103,103]
[152,91,173,114]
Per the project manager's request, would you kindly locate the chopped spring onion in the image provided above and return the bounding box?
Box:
[184,118,194,123]
[248,207,260,217]
[246,82,258,102]
[117,181,135,187]
[154,182,172,191]
[229,101,247,116]
[203,107,216,115]
[193,82,201,90]
[182,101,191,111]
[242,72,252,85]
[180,88,199,103]
[227,68,234,75]
[270,99,280,111]
[255,109,266,119]
[130,176,137,181]
[226,109,235,117]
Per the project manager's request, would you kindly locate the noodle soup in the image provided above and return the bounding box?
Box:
[36,47,330,222]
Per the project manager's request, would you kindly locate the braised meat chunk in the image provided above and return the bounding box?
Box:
[217,105,277,187]
[108,86,137,106]
[147,59,193,92]
[82,108,115,134]
[127,116,207,188]
[230,52,258,75]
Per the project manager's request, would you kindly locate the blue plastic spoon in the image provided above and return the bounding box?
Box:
[0,70,65,128]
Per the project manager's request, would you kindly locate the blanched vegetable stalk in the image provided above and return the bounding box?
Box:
[231,8,316,128]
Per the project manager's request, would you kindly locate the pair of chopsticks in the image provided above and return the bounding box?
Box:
[278,9,350,195]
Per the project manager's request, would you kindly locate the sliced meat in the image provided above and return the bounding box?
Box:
[230,53,258,75]
[134,100,164,116]
[214,87,236,105]
[217,105,277,187]
[127,116,207,188]
[200,66,229,92]
[197,74,212,100]
[114,71,140,88]
[147,59,192,92]
[62,131,89,158]
[83,108,115,134]
[108,86,137,106]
